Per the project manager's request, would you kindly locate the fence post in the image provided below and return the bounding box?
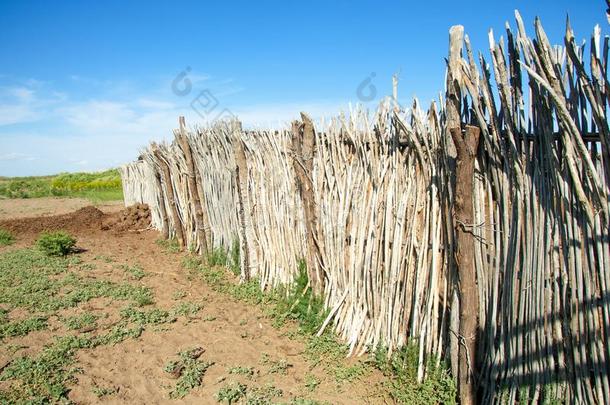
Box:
[446,25,481,405]
[233,123,251,281]
[152,163,170,239]
[291,113,325,295]
[176,116,210,254]
[152,143,185,249]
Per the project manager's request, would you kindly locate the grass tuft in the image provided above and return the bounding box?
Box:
[0,229,15,246]
[370,344,457,404]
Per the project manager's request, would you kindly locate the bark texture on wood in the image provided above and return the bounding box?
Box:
[451,125,481,405]
[291,112,325,295]
[446,24,481,405]
[234,132,251,281]
[176,116,210,253]
[152,164,170,239]
[153,144,185,249]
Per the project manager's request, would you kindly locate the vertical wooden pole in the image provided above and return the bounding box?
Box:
[176,116,210,254]
[152,164,170,239]
[152,143,185,249]
[451,125,481,405]
[233,123,251,281]
[291,112,325,295]
[446,25,481,405]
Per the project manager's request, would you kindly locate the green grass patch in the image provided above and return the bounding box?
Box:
[120,263,147,280]
[172,301,202,317]
[61,313,99,330]
[0,246,178,403]
[156,238,181,253]
[121,306,176,325]
[0,248,153,313]
[0,169,123,201]
[0,229,15,246]
[370,345,457,405]
[0,323,148,402]
[0,334,95,403]
[0,316,48,339]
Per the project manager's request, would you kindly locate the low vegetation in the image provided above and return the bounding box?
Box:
[0,247,160,402]
[36,231,77,256]
[177,240,458,404]
[0,169,123,201]
[371,345,456,404]
[0,228,15,246]
[164,347,214,399]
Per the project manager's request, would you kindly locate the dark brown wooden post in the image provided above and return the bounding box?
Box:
[446,25,481,405]
[291,113,325,295]
[152,143,185,249]
[176,116,210,254]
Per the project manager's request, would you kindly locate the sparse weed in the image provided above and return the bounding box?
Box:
[164,347,214,399]
[370,344,456,404]
[0,316,48,339]
[0,229,15,246]
[121,263,147,280]
[304,373,320,392]
[173,289,187,300]
[92,385,118,398]
[62,312,98,331]
[172,301,202,317]
[156,238,181,253]
[246,383,283,404]
[120,306,176,325]
[0,334,95,402]
[228,366,255,378]
[216,381,247,404]
[206,247,229,267]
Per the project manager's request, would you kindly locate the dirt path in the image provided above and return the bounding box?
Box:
[0,199,389,404]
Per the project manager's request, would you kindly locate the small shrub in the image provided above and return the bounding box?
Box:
[36,231,76,256]
[0,229,15,246]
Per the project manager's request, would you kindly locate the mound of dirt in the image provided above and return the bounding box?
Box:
[0,206,107,235]
[102,203,151,232]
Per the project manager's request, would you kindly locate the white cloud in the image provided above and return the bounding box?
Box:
[0,75,348,176]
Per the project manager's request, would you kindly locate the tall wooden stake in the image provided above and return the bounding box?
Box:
[234,124,251,281]
[446,25,481,405]
[152,143,185,249]
[176,116,210,253]
[291,113,325,294]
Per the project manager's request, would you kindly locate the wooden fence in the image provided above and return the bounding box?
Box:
[120,12,610,404]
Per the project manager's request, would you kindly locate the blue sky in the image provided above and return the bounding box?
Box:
[0,0,605,176]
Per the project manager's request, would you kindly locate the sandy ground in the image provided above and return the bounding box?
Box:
[0,198,388,404]
[0,197,123,220]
